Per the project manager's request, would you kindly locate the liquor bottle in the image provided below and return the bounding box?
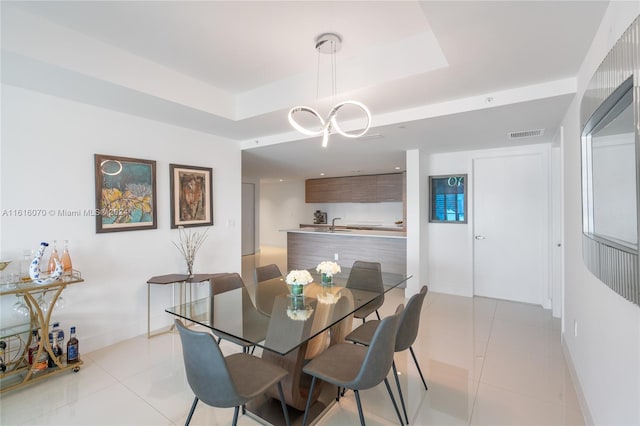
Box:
[52,322,64,348]
[47,240,61,275]
[0,340,7,373]
[67,326,79,364]
[47,330,63,368]
[60,240,73,276]
[28,330,39,365]
[32,330,48,371]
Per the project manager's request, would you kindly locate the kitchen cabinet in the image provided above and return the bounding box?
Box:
[305,173,403,203]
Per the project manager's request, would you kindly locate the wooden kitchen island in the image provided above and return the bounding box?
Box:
[284,228,407,275]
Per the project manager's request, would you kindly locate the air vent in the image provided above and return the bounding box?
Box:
[509,129,544,139]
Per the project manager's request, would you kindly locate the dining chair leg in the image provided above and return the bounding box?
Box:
[354,389,366,426]
[375,310,381,320]
[392,361,409,424]
[277,382,291,426]
[409,346,428,391]
[232,406,239,426]
[185,396,198,426]
[302,376,317,426]
[384,377,405,426]
[217,337,222,344]
[336,386,341,401]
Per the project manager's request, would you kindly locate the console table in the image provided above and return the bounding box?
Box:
[146,273,225,338]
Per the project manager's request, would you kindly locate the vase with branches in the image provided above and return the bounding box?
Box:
[173,226,209,278]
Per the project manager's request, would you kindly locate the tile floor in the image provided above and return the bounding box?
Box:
[1,247,585,425]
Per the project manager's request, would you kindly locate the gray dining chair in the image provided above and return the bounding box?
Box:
[346,260,385,322]
[254,263,282,283]
[346,285,429,425]
[254,264,288,316]
[175,320,290,426]
[210,273,255,353]
[301,304,405,426]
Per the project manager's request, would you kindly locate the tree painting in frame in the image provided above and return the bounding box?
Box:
[170,164,213,228]
[94,154,157,233]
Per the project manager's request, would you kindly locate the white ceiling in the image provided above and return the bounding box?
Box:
[1,1,610,182]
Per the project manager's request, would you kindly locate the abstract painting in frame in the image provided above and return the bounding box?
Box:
[94,154,157,233]
[170,164,213,228]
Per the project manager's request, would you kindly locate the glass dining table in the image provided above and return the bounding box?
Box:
[165,267,411,425]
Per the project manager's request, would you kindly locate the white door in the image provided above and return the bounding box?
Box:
[241,183,255,256]
[473,151,549,305]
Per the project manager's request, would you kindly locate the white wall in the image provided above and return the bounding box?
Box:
[259,180,310,247]
[311,202,403,228]
[0,85,242,353]
[406,149,428,297]
[424,144,553,302]
[560,4,640,425]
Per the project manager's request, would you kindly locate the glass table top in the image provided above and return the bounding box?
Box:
[165,267,410,356]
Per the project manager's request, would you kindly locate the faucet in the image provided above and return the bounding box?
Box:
[330,217,342,232]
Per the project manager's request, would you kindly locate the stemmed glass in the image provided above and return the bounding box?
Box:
[0,260,11,285]
[12,295,29,318]
[37,292,49,314]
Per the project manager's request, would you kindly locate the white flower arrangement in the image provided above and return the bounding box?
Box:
[285,269,314,285]
[316,261,341,276]
[287,306,314,321]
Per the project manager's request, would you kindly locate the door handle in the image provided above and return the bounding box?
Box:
[475,235,486,240]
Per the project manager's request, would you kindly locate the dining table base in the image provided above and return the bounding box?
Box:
[245,381,338,426]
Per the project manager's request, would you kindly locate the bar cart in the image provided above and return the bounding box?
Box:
[0,271,84,393]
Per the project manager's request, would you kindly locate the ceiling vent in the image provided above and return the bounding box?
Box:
[509,129,544,139]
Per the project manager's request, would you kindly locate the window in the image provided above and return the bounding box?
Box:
[429,175,467,223]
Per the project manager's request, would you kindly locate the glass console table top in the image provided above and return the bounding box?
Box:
[165,268,410,356]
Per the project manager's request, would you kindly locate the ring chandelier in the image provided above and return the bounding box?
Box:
[288,33,371,148]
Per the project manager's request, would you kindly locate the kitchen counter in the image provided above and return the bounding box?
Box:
[284,229,407,275]
[283,228,406,239]
[299,223,405,232]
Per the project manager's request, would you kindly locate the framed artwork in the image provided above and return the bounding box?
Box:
[170,164,213,228]
[94,154,157,233]
[429,174,467,223]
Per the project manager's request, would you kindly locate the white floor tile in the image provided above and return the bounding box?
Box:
[1,247,587,426]
[470,382,585,426]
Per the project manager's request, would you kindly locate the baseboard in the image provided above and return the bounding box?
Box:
[561,337,595,426]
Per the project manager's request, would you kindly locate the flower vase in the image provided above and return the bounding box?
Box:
[289,283,304,297]
[321,273,333,287]
[290,294,305,310]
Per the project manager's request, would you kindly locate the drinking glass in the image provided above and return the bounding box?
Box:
[12,295,29,318]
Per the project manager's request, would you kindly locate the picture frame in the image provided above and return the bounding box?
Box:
[94,154,157,233]
[429,174,467,223]
[170,164,213,228]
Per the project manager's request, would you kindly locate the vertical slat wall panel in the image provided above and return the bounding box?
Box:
[580,17,640,307]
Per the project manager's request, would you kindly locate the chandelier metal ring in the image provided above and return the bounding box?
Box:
[288,101,371,147]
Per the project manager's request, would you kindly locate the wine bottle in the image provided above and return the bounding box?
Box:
[67,326,79,364]
[47,240,61,275]
[61,240,73,276]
